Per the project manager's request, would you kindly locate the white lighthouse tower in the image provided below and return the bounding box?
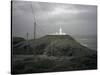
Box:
[59,25,63,35]
[51,25,66,35]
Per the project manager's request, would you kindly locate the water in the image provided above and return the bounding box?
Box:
[73,35,97,50]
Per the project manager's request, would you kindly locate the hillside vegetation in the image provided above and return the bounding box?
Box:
[12,35,97,74]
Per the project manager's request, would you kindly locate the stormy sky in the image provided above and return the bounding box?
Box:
[12,1,97,39]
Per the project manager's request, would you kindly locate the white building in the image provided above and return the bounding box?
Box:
[51,25,66,35]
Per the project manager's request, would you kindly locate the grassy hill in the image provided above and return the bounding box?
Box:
[12,35,97,74]
[28,35,96,56]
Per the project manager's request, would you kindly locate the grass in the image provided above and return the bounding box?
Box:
[12,54,97,74]
[12,35,97,74]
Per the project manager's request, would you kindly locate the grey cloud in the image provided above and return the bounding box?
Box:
[12,1,97,39]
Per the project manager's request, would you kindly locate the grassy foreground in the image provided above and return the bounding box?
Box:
[12,35,97,74]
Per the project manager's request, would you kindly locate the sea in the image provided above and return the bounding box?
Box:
[73,35,97,51]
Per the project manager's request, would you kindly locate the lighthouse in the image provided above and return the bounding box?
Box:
[59,25,63,35]
[51,25,66,35]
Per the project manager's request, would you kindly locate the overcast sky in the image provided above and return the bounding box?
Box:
[12,1,97,39]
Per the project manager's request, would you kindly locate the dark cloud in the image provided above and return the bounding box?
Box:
[12,1,97,39]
